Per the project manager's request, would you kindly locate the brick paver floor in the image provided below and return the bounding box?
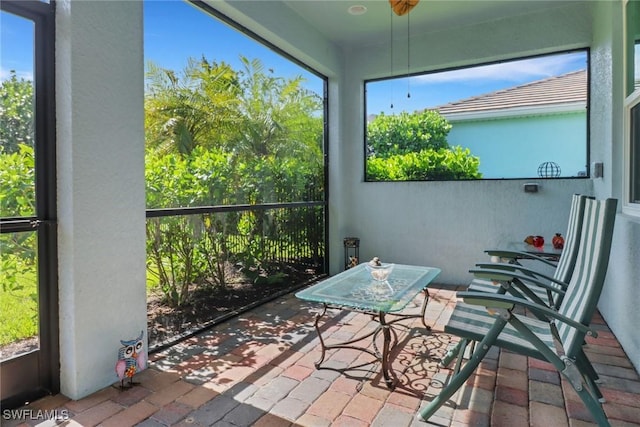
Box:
[5,285,640,426]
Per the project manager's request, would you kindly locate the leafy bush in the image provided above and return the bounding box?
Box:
[0,144,35,217]
[199,213,232,287]
[1,75,39,346]
[366,110,482,181]
[145,57,324,208]
[145,146,234,208]
[1,58,326,313]
[146,215,209,307]
[366,146,482,181]
[367,110,451,157]
[1,72,34,154]
[0,144,38,343]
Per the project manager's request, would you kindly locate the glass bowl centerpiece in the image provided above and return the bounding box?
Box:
[365,263,395,283]
[365,262,395,298]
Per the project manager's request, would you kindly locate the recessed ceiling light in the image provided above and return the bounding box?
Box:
[348,5,367,16]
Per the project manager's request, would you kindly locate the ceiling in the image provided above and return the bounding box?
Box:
[280,0,579,47]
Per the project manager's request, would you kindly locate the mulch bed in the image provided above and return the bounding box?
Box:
[147,264,322,350]
[0,265,322,359]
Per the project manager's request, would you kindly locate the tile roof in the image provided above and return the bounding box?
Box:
[435,69,587,116]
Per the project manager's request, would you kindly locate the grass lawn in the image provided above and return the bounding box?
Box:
[0,263,38,346]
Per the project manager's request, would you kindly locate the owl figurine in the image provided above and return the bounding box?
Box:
[115,330,146,388]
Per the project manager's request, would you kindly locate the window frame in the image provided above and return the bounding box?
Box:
[0,0,59,406]
[363,49,591,182]
[623,88,640,217]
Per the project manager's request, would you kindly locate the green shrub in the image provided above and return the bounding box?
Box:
[145,146,234,208]
[0,72,34,154]
[367,110,451,158]
[366,146,482,181]
[146,216,206,307]
[0,144,35,218]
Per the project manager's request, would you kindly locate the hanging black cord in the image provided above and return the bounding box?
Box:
[407,11,411,99]
[390,8,394,109]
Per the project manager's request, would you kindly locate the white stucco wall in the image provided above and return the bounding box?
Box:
[333,3,640,376]
[331,3,594,284]
[590,0,640,373]
[335,179,592,284]
[56,0,147,399]
[206,0,341,78]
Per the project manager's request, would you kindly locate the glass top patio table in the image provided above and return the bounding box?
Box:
[295,263,441,313]
[502,241,563,261]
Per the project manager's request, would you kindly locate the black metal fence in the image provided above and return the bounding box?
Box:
[145,201,327,350]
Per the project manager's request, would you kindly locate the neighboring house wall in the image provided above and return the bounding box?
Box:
[446,111,587,178]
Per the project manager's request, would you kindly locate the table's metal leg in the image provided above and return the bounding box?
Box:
[384,288,431,331]
[379,312,395,389]
[310,286,431,390]
[314,304,328,368]
[420,289,431,330]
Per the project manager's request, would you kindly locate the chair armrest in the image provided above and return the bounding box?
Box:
[457,291,597,337]
[474,262,569,291]
[484,249,558,267]
[469,267,567,297]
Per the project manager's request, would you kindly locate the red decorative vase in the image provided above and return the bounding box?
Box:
[552,233,565,249]
[532,235,545,248]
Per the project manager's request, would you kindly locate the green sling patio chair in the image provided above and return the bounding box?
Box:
[442,194,602,399]
[418,198,617,426]
[468,194,589,310]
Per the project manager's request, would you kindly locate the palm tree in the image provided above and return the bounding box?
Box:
[145,57,240,156]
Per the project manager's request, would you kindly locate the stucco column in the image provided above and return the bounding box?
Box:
[56,0,146,399]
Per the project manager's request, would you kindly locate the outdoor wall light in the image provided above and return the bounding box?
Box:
[592,162,604,178]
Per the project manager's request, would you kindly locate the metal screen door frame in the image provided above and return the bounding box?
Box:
[0,0,58,409]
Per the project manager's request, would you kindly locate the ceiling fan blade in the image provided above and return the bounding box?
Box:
[389,0,420,16]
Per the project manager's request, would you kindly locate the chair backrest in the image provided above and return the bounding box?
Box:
[556,198,617,358]
[552,194,588,284]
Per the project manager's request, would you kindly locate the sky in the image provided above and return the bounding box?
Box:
[0,10,34,81]
[143,0,324,95]
[2,0,640,114]
[0,1,323,92]
[367,51,589,115]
